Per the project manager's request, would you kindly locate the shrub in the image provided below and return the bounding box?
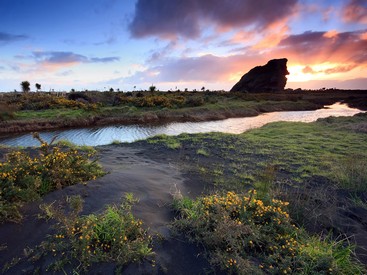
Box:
[173,190,365,274]
[0,103,16,121]
[38,194,153,272]
[0,133,105,222]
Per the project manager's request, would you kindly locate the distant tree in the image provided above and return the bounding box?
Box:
[35,83,41,91]
[109,88,114,92]
[149,85,156,92]
[70,88,75,92]
[20,81,30,93]
[201,86,205,91]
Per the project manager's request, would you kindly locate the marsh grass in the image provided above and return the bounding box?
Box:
[332,155,367,192]
[0,133,105,223]
[35,194,153,273]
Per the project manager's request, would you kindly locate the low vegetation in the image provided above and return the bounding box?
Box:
[0,133,104,223]
[32,194,153,273]
[173,190,365,274]
[144,113,367,272]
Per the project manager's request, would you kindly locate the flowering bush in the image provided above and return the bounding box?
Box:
[173,190,365,274]
[39,194,153,272]
[0,134,104,222]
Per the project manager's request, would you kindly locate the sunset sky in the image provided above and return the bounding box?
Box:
[0,0,366,92]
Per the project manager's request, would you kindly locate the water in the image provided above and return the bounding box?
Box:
[0,103,364,147]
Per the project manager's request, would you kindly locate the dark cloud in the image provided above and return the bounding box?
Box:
[0,32,28,44]
[343,0,367,24]
[129,0,297,39]
[147,41,177,63]
[33,51,88,64]
[32,51,119,64]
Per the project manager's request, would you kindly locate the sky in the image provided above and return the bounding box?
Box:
[0,0,366,92]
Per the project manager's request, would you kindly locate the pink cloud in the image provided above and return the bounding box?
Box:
[343,0,367,24]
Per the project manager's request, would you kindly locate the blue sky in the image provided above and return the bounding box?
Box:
[0,0,366,92]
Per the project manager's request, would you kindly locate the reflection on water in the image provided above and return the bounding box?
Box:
[0,103,364,147]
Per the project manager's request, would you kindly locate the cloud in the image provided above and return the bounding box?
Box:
[33,51,88,64]
[32,51,119,69]
[0,32,28,44]
[277,29,367,64]
[124,53,267,87]
[343,0,367,24]
[89,56,120,63]
[57,70,74,76]
[129,0,298,39]
[288,78,367,90]
[302,64,358,75]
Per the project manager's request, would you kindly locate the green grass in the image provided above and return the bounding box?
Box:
[147,134,181,149]
[173,191,365,274]
[14,108,92,120]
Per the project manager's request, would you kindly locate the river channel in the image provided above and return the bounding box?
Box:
[0,102,364,147]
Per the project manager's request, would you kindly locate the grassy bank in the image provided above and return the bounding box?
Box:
[1,90,366,134]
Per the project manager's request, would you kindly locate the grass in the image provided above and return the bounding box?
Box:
[143,113,367,271]
[10,194,153,273]
[0,133,105,223]
[172,191,365,274]
[14,108,92,120]
[147,134,181,149]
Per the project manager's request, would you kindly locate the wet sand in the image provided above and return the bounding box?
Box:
[0,145,212,274]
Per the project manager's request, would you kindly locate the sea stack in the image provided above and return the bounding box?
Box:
[230,58,289,92]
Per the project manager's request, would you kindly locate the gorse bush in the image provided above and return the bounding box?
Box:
[2,92,98,111]
[0,103,16,121]
[0,133,105,222]
[38,194,153,272]
[173,190,365,274]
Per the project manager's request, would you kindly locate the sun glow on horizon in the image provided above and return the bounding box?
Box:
[287,65,314,82]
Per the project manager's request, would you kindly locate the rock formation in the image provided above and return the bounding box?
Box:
[230,58,289,92]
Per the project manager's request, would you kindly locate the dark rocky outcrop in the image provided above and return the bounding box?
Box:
[230,58,289,92]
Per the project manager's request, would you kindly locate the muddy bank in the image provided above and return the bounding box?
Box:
[0,101,323,135]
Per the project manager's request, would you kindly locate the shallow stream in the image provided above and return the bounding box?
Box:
[0,102,363,147]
